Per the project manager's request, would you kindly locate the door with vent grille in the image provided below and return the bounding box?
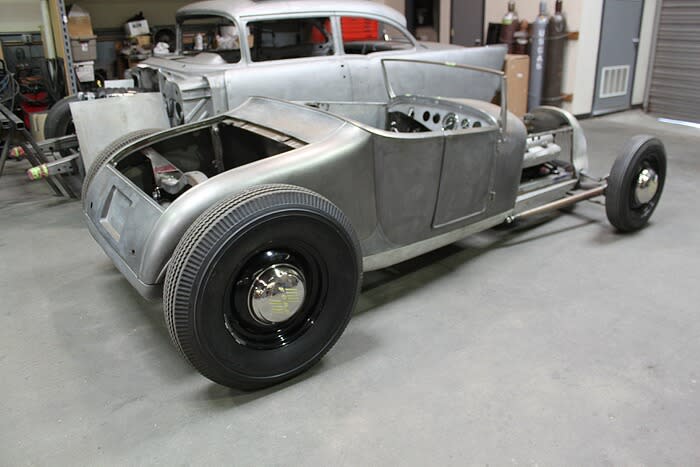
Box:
[647,0,700,123]
[593,0,644,115]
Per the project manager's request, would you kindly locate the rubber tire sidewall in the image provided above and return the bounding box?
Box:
[605,135,666,232]
[164,185,362,390]
[44,95,79,139]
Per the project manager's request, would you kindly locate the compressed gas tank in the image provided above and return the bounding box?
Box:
[528,1,549,111]
[542,0,568,107]
[499,1,520,53]
[513,20,530,55]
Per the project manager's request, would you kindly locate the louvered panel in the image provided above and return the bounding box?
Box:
[600,66,630,98]
[648,0,700,122]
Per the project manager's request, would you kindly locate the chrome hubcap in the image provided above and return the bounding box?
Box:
[248,264,306,324]
[635,167,659,204]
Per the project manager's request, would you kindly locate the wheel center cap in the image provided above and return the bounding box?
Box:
[248,264,306,324]
[635,167,659,204]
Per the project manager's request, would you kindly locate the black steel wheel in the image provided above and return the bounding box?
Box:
[605,135,666,232]
[163,185,361,390]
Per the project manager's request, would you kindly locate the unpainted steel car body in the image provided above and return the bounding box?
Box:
[84,60,586,299]
[82,60,666,389]
[127,0,507,126]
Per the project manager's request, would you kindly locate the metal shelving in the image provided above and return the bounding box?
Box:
[56,0,78,94]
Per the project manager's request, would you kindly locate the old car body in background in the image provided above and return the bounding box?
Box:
[126,0,507,126]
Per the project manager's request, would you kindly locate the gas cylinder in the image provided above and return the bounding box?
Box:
[499,1,519,53]
[513,20,529,55]
[542,0,568,107]
[528,1,549,111]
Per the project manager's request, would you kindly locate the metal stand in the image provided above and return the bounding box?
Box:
[0,102,80,197]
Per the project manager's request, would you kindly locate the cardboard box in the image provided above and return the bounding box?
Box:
[504,54,529,118]
[74,61,95,82]
[133,35,152,47]
[67,4,94,38]
[125,20,150,38]
[70,35,97,61]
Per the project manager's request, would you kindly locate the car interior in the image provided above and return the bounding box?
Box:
[306,96,495,133]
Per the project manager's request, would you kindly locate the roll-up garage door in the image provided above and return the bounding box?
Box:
[647,0,700,123]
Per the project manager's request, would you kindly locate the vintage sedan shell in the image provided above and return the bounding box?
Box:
[128,0,507,126]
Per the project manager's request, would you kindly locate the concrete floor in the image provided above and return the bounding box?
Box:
[1,110,699,465]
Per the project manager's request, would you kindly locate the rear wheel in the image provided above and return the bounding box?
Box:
[605,135,666,232]
[163,185,361,389]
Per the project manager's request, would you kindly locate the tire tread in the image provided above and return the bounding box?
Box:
[605,135,666,232]
[163,184,361,389]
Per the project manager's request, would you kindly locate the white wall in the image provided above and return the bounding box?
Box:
[485,0,658,115]
[484,0,601,115]
[0,0,42,33]
[439,0,450,43]
[633,0,658,105]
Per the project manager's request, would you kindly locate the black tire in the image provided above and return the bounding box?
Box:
[163,184,362,390]
[605,135,666,232]
[44,95,80,139]
[81,128,160,201]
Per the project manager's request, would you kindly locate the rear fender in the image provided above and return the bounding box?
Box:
[138,124,376,286]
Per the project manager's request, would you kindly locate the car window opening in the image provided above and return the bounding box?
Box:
[248,17,334,62]
[179,15,242,64]
[340,17,413,55]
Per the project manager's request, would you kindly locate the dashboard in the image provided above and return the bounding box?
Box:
[387,97,495,133]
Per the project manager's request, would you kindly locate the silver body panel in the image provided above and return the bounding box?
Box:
[84,52,590,301]
[127,0,507,126]
[83,94,536,299]
[70,93,170,170]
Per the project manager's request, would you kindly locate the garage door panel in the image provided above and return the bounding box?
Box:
[648,0,700,122]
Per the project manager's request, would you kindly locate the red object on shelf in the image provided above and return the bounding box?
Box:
[310,17,380,43]
[341,17,379,41]
[19,91,49,129]
[311,19,335,43]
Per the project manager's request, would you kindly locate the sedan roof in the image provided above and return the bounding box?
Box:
[177,0,407,26]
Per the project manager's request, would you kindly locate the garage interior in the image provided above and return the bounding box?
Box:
[1,0,699,464]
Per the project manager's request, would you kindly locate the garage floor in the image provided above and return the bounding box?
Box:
[1,110,699,465]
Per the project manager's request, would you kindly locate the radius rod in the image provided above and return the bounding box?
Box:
[509,185,607,222]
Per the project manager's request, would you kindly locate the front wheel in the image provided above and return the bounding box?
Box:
[605,135,666,232]
[163,185,362,390]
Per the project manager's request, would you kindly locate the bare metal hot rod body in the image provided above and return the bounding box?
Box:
[83,60,666,389]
